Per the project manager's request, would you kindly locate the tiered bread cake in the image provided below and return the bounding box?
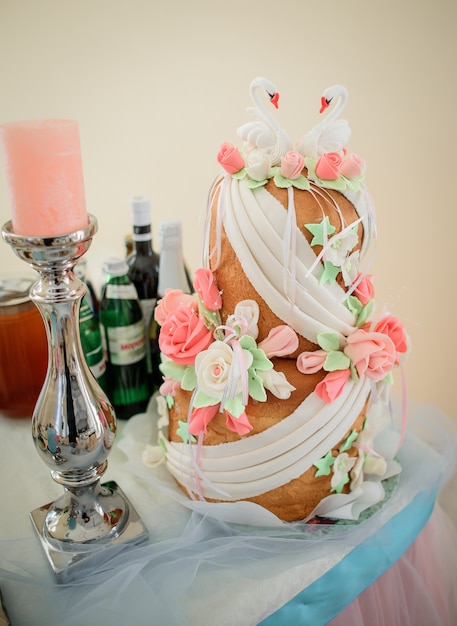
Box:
[154,78,408,522]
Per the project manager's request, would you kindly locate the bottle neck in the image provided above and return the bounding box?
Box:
[132,225,155,256]
[134,239,154,256]
[106,273,131,285]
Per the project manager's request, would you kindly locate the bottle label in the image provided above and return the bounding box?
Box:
[105,284,139,300]
[106,320,146,365]
[87,348,106,379]
[85,345,107,377]
[79,309,94,325]
[133,232,153,242]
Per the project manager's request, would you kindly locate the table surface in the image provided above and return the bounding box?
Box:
[1,404,456,626]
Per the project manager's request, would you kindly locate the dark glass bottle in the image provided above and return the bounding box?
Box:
[79,296,108,393]
[126,196,161,392]
[99,257,150,419]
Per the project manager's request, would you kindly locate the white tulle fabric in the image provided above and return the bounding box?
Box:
[1,404,456,626]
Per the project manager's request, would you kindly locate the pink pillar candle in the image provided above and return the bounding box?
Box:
[1,119,89,237]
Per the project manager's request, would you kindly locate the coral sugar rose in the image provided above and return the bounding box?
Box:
[374,315,408,364]
[154,289,198,326]
[159,305,213,366]
[353,273,375,306]
[193,268,222,311]
[217,142,245,175]
[344,329,396,382]
[315,152,342,180]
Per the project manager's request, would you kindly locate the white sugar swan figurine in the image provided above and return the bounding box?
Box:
[237,76,292,166]
[297,84,351,160]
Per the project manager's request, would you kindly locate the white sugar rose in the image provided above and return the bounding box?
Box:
[331,452,356,491]
[257,369,295,399]
[195,340,253,400]
[245,151,271,181]
[226,300,260,339]
[234,300,259,339]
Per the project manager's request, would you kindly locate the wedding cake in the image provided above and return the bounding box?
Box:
[153,77,408,522]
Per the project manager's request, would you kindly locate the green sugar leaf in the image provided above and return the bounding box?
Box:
[273,172,292,188]
[181,366,197,391]
[160,360,187,382]
[223,394,244,418]
[317,331,340,352]
[248,369,267,402]
[324,351,350,372]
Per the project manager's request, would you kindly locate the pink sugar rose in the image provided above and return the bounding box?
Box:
[159,377,180,397]
[189,404,220,436]
[159,304,213,366]
[154,289,198,326]
[316,368,351,403]
[258,325,299,358]
[354,273,375,306]
[217,142,245,175]
[315,152,343,180]
[344,329,396,381]
[225,410,253,436]
[374,315,408,364]
[339,153,366,179]
[296,349,327,374]
[280,151,305,180]
[193,268,222,311]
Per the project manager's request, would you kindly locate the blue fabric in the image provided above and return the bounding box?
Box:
[259,489,436,626]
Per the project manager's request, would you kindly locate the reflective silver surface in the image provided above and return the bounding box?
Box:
[1,216,148,577]
[30,480,148,582]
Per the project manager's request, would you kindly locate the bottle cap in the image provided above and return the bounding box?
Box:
[130,196,151,227]
[159,219,182,249]
[103,257,129,277]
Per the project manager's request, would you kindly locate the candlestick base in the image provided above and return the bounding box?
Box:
[30,481,148,582]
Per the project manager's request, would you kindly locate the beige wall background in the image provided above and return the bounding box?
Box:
[0,0,455,420]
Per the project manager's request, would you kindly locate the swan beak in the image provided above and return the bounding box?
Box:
[320,96,331,114]
[270,92,280,109]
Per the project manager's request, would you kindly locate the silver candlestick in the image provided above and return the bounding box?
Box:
[1,214,148,581]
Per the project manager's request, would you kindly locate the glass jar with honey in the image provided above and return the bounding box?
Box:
[0,276,48,418]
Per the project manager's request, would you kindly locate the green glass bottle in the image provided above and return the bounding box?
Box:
[75,258,100,318]
[79,295,108,393]
[99,257,150,420]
